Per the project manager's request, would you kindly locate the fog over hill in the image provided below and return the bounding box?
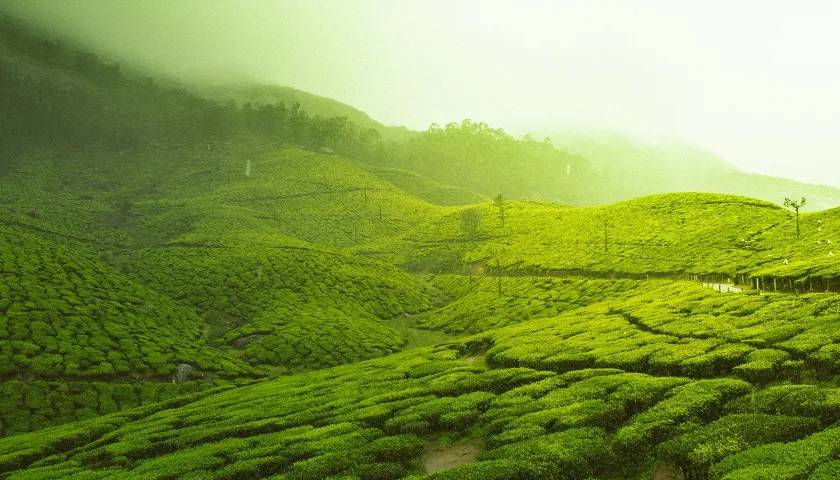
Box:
[0,5,839,480]
[4,0,840,188]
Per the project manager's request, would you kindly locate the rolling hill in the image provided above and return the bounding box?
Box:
[0,14,838,480]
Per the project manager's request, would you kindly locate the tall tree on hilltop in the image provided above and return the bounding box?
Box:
[783,197,806,238]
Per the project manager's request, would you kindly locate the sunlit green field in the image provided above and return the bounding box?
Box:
[0,14,838,480]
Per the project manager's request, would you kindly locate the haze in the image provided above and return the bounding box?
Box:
[4,0,840,187]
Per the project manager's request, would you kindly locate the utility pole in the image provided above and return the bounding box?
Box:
[599,217,610,253]
[496,258,502,297]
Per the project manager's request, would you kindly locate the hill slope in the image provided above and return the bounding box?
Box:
[0,16,446,429]
[2,279,837,478]
[0,14,838,480]
[549,131,840,210]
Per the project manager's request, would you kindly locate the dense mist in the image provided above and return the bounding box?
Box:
[3,0,840,188]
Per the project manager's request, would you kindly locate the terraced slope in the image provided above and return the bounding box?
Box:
[0,224,255,436]
[132,147,440,249]
[117,245,432,371]
[1,15,838,479]
[416,275,650,333]
[363,191,840,291]
[1,295,836,479]
[0,224,249,380]
[482,281,839,379]
[746,205,840,287]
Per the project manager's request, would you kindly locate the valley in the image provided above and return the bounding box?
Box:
[0,13,838,480]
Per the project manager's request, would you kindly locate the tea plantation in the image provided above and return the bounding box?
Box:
[4,154,840,477]
[0,224,250,380]
[1,17,839,479]
[415,275,650,333]
[360,193,789,276]
[116,246,433,370]
[0,333,836,479]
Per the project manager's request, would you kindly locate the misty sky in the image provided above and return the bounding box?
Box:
[4,0,840,187]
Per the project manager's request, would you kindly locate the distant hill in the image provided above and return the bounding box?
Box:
[548,131,840,210]
[365,120,594,204]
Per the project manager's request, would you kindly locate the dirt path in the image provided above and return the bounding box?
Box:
[422,443,481,474]
[653,465,681,480]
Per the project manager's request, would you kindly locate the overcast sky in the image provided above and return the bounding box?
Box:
[4,0,840,186]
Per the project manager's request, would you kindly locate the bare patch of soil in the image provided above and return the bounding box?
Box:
[422,442,481,474]
[653,464,682,480]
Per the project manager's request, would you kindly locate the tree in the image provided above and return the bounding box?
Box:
[493,194,506,228]
[460,208,481,241]
[783,197,806,238]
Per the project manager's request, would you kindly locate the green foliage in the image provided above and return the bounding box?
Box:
[477,427,611,479]
[0,225,251,381]
[485,281,840,378]
[708,426,840,480]
[724,384,840,425]
[659,414,821,476]
[0,335,835,478]
[119,245,431,370]
[370,120,590,203]
[0,380,216,436]
[1,16,840,480]
[420,275,646,333]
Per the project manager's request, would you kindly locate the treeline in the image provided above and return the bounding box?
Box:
[382,120,592,201]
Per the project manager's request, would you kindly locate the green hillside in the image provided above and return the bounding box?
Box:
[0,14,838,480]
[361,190,840,292]
[0,224,254,436]
[357,166,487,206]
[0,224,250,380]
[0,16,447,429]
[360,193,787,276]
[366,120,593,204]
[1,286,837,478]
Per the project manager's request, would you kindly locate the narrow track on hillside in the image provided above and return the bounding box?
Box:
[0,219,127,248]
[224,186,386,203]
